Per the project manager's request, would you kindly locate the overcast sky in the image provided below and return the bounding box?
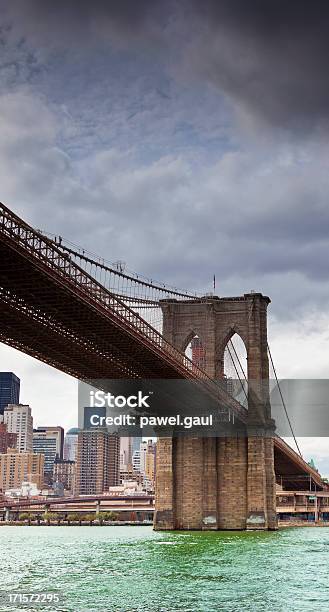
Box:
[1,1,329,472]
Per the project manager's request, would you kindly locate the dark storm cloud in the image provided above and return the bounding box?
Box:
[186,0,329,128]
[2,0,164,46]
[4,0,329,128]
[2,0,329,323]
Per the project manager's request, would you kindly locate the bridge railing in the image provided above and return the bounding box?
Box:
[0,202,247,421]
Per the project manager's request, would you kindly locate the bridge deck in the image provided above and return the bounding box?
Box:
[0,202,247,421]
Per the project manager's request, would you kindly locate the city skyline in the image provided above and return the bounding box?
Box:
[0,394,156,498]
[0,2,329,474]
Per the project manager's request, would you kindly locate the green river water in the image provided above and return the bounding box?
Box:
[0,525,328,612]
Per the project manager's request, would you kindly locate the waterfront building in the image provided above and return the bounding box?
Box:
[4,404,33,452]
[0,423,18,453]
[109,480,144,496]
[63,428,79,461]
[75,430,120,495]
[53,458,75,493]
[0,449,44,492]
[5,480,41,498]
[0,372,20,416]
[120,467,144,487]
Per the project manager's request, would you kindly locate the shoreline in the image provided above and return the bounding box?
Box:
[1,520,329,528]
[0,520,153,527]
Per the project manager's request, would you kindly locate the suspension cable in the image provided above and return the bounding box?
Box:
[226,344,248,404]
[267,342,302,457]
[229,339,247,382]
[46,236,199,300]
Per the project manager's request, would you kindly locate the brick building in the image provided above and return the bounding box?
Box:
[75,431,120,495]
[0,423,17,454]
[53,458,75,493]
[0,449,44,492]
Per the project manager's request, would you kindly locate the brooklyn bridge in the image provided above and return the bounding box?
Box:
[0,202,324,531]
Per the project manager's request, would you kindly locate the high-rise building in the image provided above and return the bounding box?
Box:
[0,373,20,416]
[34,426,64,458]
[132,436,142,455]
[0,423,18,454]
[120,437,143,470]
[132,449,141,472]
[0,449,44,492]
[191,337,205,369]
[63,428,79,462]
[53,458,76,493]
[145,440,156,483]
[75,430,120,495]
[32,427,64,481]
[4,404,33,452]
[139,441,148,474]
[139,440,156,493]
[120,437,133,470]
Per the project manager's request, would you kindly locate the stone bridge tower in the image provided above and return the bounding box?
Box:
[154,293,277,531]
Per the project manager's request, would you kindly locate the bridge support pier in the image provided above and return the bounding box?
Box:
[154,434,277,531]
[153,438,175,530]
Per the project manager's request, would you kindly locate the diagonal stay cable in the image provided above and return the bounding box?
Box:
[229,339,247,382]
[267,342,302,457]
[226,344,248,404]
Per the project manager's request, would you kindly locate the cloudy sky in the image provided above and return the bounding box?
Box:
[1,1,329,471]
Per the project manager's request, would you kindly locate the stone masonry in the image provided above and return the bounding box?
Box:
[154,293,277,531]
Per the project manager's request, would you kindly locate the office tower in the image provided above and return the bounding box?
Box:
[132,449,141,473]
[132,436,142,455]
[0,372,20,416]
[4,404,33,452]
[32,427,64,481]
[63,428,79,461]
[0,449,44,492]
[145,440,156,483]
[34,426,64,458]
[120,437,133,470]
[75,430,120,495]
[53,458,76,493]
[0,423,18,453]
[138,440,156,492]
[139,440,148,475]
[120,437,143,470]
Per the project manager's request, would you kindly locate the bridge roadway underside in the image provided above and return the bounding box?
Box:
[0,239,192,380]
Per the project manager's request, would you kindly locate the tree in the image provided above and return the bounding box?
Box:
[83,513,96,525]
[101,511,119,522]
[68,513,82,525]
[44,512,59,524]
